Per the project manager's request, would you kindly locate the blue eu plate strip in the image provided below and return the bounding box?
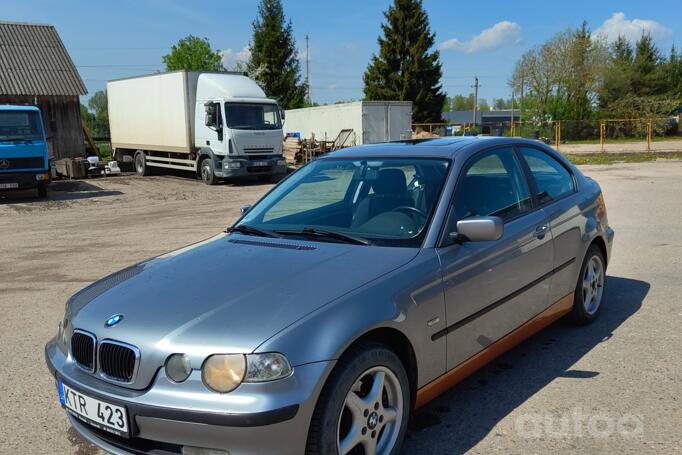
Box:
[57,379,65,405]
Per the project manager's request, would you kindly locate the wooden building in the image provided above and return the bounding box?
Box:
[0,21,87,158]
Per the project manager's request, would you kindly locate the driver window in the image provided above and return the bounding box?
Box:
[452,148,532,224]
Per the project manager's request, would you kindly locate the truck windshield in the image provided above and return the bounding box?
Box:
[237,157,451,247]
[0,110,43,142]
[224,103,281,130]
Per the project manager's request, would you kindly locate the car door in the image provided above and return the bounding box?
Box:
[435,146,554,370]
[517,146,582,305]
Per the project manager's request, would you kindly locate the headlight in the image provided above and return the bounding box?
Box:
[202,354,246,393]
[245,353,292,382]
[165,353,192,383]
[276,159,286,167]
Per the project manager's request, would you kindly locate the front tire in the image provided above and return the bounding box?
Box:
[306,345,410,455]
[36,183,47,198]
[571,244,606,325]
[200,157,218,185]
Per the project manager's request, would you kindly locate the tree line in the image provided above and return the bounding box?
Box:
[82,0,682,137]
[510,22,682,131]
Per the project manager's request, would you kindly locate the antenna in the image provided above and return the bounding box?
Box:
[305,34,311,104]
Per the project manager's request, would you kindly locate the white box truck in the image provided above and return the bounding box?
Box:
[283,101,412,145]
[107,71,286,184]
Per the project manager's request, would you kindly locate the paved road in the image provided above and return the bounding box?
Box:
[1,162,680,454]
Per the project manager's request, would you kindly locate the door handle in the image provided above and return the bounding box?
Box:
[534,224,549,239]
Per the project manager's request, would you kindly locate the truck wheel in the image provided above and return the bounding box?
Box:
[200,157,218,185]
[134,151,151,176]
[36,183,47,198]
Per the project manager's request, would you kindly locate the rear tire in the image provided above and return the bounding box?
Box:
[306,345,410,455]
[200,157,218,185]
[134,151,151,176]
[571,244,606,325]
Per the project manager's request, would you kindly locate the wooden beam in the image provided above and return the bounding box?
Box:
[82,119,101,159]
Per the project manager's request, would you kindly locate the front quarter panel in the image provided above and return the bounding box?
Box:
[255,248,447,389]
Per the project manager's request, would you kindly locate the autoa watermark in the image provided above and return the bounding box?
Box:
[514,408,644,438]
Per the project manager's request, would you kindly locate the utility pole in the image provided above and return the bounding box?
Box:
[472,76,479,129]
[305,34,311,104]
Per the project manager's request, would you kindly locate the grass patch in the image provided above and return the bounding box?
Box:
[564,152,682,165]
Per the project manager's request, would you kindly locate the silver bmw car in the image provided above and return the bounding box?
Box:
[46,137,614,455]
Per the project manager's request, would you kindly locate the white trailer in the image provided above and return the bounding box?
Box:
[107,71,286,184]
[283,101,412,145]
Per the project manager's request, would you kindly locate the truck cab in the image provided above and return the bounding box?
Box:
[0,105,51,198]
[199,96,285,184]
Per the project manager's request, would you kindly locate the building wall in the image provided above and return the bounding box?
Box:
[0,95,85,159]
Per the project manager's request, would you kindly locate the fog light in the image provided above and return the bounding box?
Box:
[182,447,229,455]
[224,161,241,169]
[276,159,286,167]
[165,353,192,383]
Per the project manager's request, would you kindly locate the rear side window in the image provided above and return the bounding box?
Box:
[519,147,575,204]
[453,147,532,222]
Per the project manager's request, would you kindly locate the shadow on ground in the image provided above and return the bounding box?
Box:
[402,275,649,454]
[0,180,122,203]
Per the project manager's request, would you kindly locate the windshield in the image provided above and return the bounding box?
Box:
[238,157,451,247]
[0,110,43,142]
[224,103,281,130]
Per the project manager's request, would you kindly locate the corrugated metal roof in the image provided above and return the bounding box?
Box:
[0,21,87,96]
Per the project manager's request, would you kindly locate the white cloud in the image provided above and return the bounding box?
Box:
[220,45,251,67]
[439,21,522,53]
[328,84,338,90]
[593,12,672,43]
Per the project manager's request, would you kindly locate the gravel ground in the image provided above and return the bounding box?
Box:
[0,162,680,454]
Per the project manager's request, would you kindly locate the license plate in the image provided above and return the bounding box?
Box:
[0,183,19,189]
[58,380,129,437]
[252,161,269,167]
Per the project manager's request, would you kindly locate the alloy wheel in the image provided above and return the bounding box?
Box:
[337,366,403,455]
[582,254,605,315]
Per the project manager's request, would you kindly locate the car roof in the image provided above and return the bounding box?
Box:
[325,136,553,159]
[0,104,40,111]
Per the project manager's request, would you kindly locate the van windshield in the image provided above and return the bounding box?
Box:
[0,110,43,141]
[224,103,281,130]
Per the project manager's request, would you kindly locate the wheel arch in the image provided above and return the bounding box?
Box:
[334,326,418,410]
[590,235,608,266]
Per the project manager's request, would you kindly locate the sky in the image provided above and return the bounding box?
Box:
[3,0,681,107]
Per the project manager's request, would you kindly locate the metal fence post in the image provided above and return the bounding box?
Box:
[600,120,605,153]
[555,121,561,152]
[647,119,652,152]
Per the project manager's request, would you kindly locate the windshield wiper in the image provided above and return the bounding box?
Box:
[275,227,371,245]
[226,224,280,238]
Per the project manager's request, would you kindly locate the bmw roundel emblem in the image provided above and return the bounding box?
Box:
[105,314,124,328]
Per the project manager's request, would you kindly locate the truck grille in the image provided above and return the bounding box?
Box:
[71,331,96,372]
[244,147,274,154]
[0,156,45,170]
[99,341,139,383]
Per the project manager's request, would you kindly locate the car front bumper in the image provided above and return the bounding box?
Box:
[45,339,332,455]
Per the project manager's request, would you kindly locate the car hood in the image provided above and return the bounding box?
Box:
[66,233,418,388]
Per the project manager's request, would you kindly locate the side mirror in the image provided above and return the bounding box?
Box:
[240,204,252,215]
[204,103,217,128]
[280,109,285,121]
[452,216,503,242]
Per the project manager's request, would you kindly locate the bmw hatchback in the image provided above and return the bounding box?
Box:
[46,137,614,455]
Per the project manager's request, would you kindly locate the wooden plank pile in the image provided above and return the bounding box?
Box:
[283,135,302,164]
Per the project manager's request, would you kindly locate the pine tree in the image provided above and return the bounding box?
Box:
[363,0,445,122]
[247,0,306,109]
[632,33,665,96]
